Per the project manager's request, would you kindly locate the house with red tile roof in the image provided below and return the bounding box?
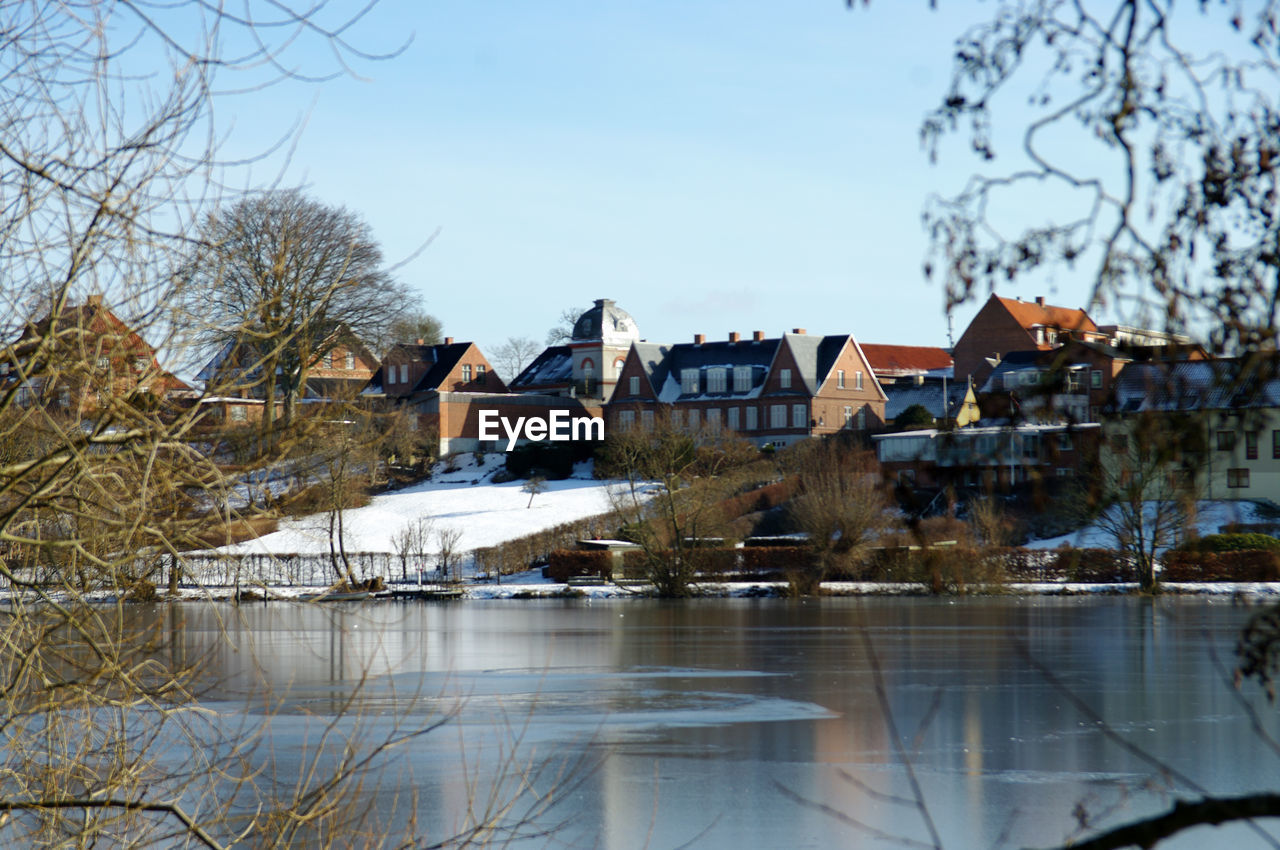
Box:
[860,343,953,384]
[952,294,1108,387]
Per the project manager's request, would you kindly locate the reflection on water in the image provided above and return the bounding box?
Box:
[165,597,1280,849]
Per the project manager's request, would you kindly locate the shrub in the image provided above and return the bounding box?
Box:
[1161,550,1280,582]
[545,549,613,582]
[1180,533,1280,553]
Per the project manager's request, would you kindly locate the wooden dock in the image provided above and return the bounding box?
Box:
[382,586,466,601]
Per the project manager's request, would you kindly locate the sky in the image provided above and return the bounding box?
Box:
[204,1,1116,357]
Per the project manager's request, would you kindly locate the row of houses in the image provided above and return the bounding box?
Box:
[8,290,1274,507]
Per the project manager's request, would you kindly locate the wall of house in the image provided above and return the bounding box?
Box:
[424,392,604,454]
[952,301,1035,385]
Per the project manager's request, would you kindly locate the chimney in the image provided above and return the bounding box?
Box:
[444,337,454,345]
[752,330,765,342]
[415,338,424,345]
[728,332,740,343]
[693,333,706,345]
[791,328,806,335]
[87,294,103,307]
[1035,296,1045,307]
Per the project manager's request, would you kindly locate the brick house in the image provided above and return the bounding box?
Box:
[1,294,190,417]
[952,294,1108,388]
[606,329,888,448]
[370,338,507,399]
[197,324,378,425]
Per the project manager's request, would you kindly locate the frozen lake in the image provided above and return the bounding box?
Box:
[171,597,1280,849]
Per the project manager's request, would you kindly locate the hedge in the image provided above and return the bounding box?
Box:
[1161,550,1280,582]
[545,549,614,582]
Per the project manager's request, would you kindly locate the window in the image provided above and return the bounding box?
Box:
[613,357,625,373]
[1021,371,1039,386]
[843,405,853,427]
[1066,372,1081,392]
[1035,327,1045,344]
[1247,431,1259,460]
[687,408,699,428]
[630,376,640,395]
[1056,468,1071,477]
[323,351,332,368]
[706,408,721,431]
[399,364,408,384]
[707,368,727,393]
[733,366,752,392]
[345,351,355,370]
[670,409,682,428]
[856,407,867,429]
[582,360,594,384]
[1273,430,1280,459]
[96,356,110,370]
[771,405,787,429]
[792,404,806,428]
[230,405,247,422]
[618,410,635,430]
[641,409,654,429]
[461,364,472,382]
[1003,373,1016,390]
[745,406,758,430]
[681,369,699,394]
[477,364,486,385]
[1228,468,1250,488]
[1058,432,1073,452]
[58,386,70,407]
[779,369,792,389]
[837,370,845,389]
[1091,369,1103,389]
[727,407,740,430]
[1217,430,1236,451]
[133,356,148,372]
[855,371,863,390]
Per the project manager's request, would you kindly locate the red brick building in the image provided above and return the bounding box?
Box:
[607,329,888,448]
[1,295,190,417]
[952,294,1107,388]
[372,338,507,399]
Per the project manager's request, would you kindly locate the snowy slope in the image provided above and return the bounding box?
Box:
[1026,500,1278,551]
[220,455,623,557]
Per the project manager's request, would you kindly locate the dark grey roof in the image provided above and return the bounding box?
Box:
[1112,358,1280,412]
[884,379,970,421]
[510,345,573,390]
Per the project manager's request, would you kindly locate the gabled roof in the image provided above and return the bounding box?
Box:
[860,344,954,377]
[883,379,971,421]
[510,345,574,390]
[995,295,1099,336]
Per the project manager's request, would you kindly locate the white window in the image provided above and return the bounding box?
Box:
[728,407,740,430]
[681,369,699,394]
[1021,371,1039,386]
[855,371,863,390]
[837,370,845,389]
[687,408,699,428]
[779,369,792,389]
[771,405,787,429]
[1066,371,1081,391]
[629,376,640,395]
[733,366,752,392]
[96,356,110,370]
[462,364,472,382]
[641,409,654,429]
[1003,373,1016,390]
[706,408,721,431]
[856,407,866,429]
[671,409,682,428]
[618,410,635,430]
[792,404,806,428]
[707,368,727,393]
[843,405,853,427]
[1035,327,1045,345]
[323,351,332,368]
[613,357,625,373]
[745,406,758,430]
[58,386,70,407]
[345,351,355,370]
[399,364,408,384]
[133,356,148,372]
[230,405,247,422]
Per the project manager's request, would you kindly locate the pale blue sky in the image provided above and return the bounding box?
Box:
[213,1,1113,357]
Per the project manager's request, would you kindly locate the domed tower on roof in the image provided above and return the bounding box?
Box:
[570,298,639,400]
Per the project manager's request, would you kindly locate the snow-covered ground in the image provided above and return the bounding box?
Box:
[1026,499,1279,550]
[219,454,626,557]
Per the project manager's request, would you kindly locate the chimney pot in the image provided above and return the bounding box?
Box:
[728,331,740,343]
[1035,296,1045,307]
[752,331,765,342]
[693,333,706,345]
[415,338,424,345]
[792,328,806,335]
[87,294,103,307]
[444,337,454,345]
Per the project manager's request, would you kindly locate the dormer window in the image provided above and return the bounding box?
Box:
[707,368,727,393]
[1035,327,1045,345]
[681,369,699,394]
[733,366,752,392]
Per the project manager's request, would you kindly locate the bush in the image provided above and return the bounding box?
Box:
[1161,550,1280,582]
[1180,533,1280,553]
[505,442,580,480]
[545,549,613,582]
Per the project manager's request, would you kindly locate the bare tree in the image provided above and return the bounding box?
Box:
[392,517,435,581]
[492,336,542,380]
[545,307,584,346]
[522,475,548,508]
[182,189,408,432]
[437,525,464,583]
